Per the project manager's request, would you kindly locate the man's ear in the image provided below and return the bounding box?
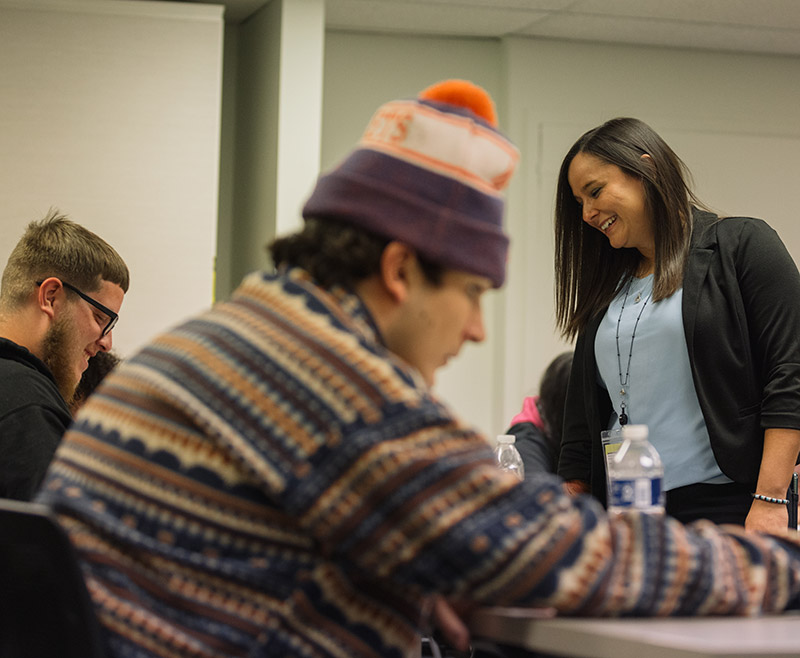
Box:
[380,242,415,303]
[36,277,62,320]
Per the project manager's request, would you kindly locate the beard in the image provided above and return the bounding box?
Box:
[41,314,81,407]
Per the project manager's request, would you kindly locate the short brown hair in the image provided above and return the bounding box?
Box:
[0,209,129,312]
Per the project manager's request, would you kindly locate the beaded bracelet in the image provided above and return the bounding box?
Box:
[752,493,790,505]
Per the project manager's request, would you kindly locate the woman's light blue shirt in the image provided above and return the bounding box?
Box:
[595,274,731,490]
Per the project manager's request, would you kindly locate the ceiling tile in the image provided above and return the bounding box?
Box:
[518,12,800,56]
[326,0,552,37]
[574,0,800,30]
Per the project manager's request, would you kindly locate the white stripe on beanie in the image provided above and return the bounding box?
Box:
[359,100,518,197]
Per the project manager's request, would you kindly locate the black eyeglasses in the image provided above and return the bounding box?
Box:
[36,279,119,337]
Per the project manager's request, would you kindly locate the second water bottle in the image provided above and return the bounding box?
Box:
[495,434,525,481]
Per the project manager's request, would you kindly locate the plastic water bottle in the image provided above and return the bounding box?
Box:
[608,424,664,515]
[495,434,525,481]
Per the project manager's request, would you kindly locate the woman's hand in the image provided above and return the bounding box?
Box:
[747,428,800,534]
[746,498,791,534]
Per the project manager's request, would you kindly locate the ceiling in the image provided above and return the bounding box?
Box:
[184,0,800,57]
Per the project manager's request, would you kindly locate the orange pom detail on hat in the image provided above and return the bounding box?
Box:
[418,78,498,127]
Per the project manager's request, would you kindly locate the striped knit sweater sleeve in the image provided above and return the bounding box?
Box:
[38,268,800,658]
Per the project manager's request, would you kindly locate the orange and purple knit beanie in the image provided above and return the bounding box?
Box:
[302,79,519,287]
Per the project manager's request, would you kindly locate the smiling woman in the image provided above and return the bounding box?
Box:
[567,152,653,270]
[553,117,800,534]
[554,118,698,338]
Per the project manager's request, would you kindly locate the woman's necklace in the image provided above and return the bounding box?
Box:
[615,277,652,425]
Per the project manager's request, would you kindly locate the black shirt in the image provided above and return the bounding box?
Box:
[0,337,71,500]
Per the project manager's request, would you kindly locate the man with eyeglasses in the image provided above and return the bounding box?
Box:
[0,209,128,500]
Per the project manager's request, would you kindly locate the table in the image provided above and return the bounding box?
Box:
[469,607,800,658]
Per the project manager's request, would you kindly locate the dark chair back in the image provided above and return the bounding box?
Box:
[0,498,106,658]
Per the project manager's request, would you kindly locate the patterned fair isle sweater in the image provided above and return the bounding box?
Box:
[39,268,800,658]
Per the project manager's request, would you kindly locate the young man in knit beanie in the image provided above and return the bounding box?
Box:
[38,81,800,658]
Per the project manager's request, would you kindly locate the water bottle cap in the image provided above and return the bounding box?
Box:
[621,424,648,440]
[496,434,516,444]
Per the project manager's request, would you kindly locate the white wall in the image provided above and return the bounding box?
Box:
[0,0,223,355]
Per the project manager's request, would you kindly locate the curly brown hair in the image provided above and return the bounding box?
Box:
[269,218,444,288]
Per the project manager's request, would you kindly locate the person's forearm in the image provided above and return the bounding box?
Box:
[754,428,800,499]
[746,428,800,532]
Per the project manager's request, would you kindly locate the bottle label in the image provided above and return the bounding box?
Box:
[609,477,663,511]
